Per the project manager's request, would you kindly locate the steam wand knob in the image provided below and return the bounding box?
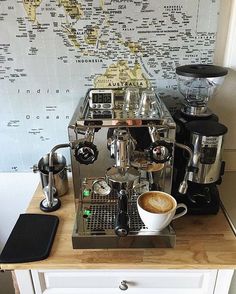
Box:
[148,140,173,163]
[74,141,98,165]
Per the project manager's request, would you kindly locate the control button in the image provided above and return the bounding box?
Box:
[92,105,96,108]
[83,189,91,197]
[103,104,111,109]
[97,104,101,108]
[83,209,92,218]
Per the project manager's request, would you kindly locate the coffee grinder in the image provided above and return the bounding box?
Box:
[172,64,228,214]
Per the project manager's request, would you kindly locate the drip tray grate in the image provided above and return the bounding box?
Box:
[73,202,176,249]
[85,203,146,232]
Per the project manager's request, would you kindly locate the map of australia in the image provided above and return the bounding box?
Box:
[0,0,220,171]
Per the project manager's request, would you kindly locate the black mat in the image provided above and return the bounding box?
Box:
[0,213,59,263]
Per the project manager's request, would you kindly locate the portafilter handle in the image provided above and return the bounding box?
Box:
[115,190,130,237]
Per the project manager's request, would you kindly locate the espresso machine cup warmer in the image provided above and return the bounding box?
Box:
[67,88,187,249]
[172,64,228,214]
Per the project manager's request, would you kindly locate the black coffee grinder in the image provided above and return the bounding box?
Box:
[172,64,228,214]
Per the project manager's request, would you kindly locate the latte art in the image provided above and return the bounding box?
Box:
[139,192,174,213]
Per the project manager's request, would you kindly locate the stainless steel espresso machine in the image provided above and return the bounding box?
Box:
[68,88,191,249]
[172,64,228,214]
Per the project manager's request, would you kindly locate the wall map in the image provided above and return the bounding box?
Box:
[0,0,220,171]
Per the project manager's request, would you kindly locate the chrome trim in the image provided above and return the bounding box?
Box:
[181,105,212,117]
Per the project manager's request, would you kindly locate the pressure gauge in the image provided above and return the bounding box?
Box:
[92,179,111,196]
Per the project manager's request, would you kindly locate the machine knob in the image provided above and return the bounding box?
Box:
[119,280,128,291]
[74,142,98,165]
[148,141,173,163]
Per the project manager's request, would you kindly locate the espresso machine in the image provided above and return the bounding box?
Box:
[172,64,228,214]
[68,88,191,248]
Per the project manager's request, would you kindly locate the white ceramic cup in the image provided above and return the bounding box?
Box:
[137,191,187,231]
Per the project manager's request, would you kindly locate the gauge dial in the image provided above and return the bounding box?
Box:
[92,179,111,196]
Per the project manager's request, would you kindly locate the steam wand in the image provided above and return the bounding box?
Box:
[40,125,99,212]
[174,142,194,194]
[148,125,194,194]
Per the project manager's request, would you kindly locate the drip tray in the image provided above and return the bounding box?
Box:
[72,203,176,249]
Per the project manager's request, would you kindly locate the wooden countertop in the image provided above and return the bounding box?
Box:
[1,178,236,270]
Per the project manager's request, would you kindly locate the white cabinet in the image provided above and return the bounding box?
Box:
[14,269,234,294]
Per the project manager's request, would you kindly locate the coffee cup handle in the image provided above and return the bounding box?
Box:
[172,203,188,220]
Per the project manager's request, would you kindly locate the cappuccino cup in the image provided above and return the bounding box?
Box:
[137,191,187,231]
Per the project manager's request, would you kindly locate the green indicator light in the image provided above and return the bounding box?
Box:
[83,189,90,197]
[83,209,92,216]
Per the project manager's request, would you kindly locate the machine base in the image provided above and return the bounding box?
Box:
[72,224,176,249]
[40,198,61,212]
[72,177,176,249]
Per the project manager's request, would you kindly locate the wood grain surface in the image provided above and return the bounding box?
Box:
[1,178,236,270]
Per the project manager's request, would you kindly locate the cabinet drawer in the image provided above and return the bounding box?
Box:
[31,269,217,294]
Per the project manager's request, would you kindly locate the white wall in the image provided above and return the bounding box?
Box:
[210,0,236,174]
[0,173,38,251]
[209,69,236,149]
[0,173,38,293]
[213,0,236,150]
[214,0,232,66]
[214,3,236,292]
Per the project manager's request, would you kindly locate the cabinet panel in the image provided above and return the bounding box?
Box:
[31,269,218,294]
